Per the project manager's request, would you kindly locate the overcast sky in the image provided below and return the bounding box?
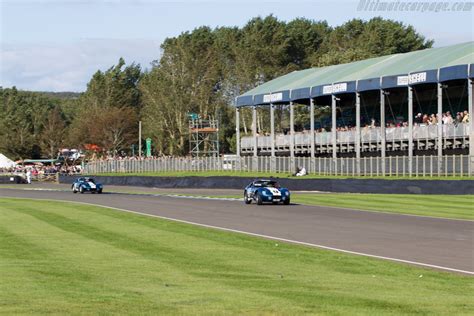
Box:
[1,0,473,92]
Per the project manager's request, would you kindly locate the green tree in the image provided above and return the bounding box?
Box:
[311,17,433,66]
[140,27,224,155]
[69,58,142,155]
[0,87,60,159]
[40,106,67,158]
[1,16,434,159]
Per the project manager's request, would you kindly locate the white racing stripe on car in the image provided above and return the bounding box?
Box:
[267,188,281,195]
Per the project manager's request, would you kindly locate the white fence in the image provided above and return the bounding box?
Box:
[241,123,470,153]
[84,154,474,177]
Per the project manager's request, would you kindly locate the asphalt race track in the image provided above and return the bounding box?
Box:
[1,187,473,275]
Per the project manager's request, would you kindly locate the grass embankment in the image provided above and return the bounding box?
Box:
[93,170,474,180]
[1,198,472,315]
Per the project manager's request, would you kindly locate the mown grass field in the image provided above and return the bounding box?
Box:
[94,170,474,180]
[1,198,472,315]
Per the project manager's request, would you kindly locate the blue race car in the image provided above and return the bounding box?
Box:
[244,179,290,205]
[72,177,103,194]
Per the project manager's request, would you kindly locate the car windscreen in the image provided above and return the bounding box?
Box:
[254,181,279,188]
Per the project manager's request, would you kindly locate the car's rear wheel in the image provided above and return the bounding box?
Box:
[256,193,263,205]
[244,192,251,204]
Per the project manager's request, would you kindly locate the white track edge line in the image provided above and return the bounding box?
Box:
[4,197,473,275]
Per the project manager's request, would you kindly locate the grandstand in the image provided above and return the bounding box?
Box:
[234,42,473,173]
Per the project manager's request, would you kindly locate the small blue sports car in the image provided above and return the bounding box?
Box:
[72,177,103,194]
[244,179,290,205]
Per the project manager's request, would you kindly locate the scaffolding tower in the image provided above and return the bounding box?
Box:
[188,115,220,157]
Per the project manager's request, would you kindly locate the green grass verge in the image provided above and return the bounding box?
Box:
[1,198,472,315]
[92,170,474,180]
[292,194,474,220]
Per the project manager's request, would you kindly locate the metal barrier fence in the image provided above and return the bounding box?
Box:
[84,154,474,177]
[241,123,470,153]
[32,173,59,182]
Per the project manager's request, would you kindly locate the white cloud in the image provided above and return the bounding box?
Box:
[0,39,162,92]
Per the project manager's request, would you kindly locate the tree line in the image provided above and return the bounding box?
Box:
[0,16,433,160]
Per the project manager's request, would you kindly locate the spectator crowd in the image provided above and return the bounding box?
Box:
[323,110,469,133]
[0,164,82,177]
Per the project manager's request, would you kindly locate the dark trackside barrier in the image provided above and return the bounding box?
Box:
[0,175,27,184]
[58,174,474,195]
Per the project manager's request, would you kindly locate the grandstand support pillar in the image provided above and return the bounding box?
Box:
[355,92,361,175]
[437,82,443,174]
[310,98,315,159]
[469,78,474,175]
[408,86,414,176]
[289,101,295,158]
[252,106,258,157]
[380,89,386,175]
[331,95,337,161]
[270,103,276,172]
[252,106,258,171]
[235,107,240,157]
[289,101,296,174]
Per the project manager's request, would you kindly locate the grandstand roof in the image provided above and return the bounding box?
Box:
[236,41,474,106]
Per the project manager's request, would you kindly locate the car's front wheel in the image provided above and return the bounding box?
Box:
[256,193,263,205]
[244,192,251,204]
[98,189,103,194]
[283,198,290,205]
[79,186,84,194]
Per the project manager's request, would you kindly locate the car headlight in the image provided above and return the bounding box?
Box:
[284,191,290,196]
[261,190,269,196]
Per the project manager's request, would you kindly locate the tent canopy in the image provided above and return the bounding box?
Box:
[0,154,16,168]
[236,41,474,106]
[22,159,57,164]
